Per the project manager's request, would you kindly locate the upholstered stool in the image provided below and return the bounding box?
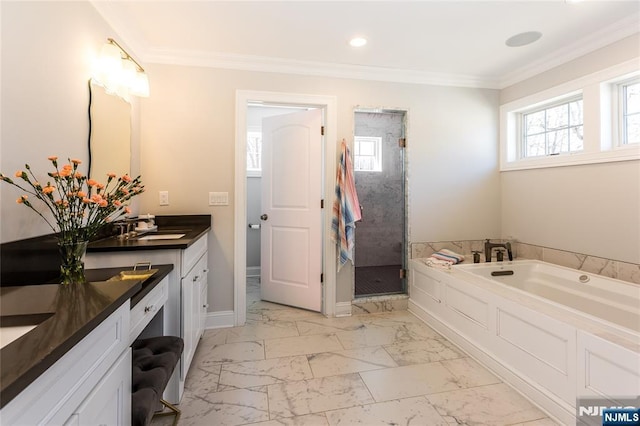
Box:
[131,336,184,426]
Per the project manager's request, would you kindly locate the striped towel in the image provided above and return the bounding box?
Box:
[331,139,362,270]
[430,249,465,265]
[420,257,452,271]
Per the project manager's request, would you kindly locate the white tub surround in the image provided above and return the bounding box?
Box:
[408,259,640,426]
[410,240,640,285]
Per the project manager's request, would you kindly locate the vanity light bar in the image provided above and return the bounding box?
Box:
[107,38,145,73]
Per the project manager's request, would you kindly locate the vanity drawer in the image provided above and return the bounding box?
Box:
[181,235,207,278]
[129,277,168,344]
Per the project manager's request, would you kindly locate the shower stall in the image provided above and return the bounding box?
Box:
[353,110,407,296]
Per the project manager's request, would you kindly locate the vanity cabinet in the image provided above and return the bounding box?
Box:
[85,232,209,402]
[182,251,208,374]
[1,303,131,425]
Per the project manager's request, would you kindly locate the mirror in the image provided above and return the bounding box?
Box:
[89,82,131,181]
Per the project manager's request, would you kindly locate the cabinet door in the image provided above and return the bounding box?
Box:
[199,266,208,339]
[72,349,131,426]
[181,268,195,377]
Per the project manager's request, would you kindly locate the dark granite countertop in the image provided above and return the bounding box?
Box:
[0,265,172,408]
[87,214,211,252]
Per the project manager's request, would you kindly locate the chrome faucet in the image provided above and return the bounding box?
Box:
[484,239,513,262]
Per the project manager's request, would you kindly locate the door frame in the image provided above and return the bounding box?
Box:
[352,107,410,298]
[234,90,337,326]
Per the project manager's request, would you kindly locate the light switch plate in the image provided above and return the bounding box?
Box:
[159,191,169,206]
[209,192,229,206]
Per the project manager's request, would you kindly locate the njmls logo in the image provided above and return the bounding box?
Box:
[577,397,640,426]
[579,406,638,417]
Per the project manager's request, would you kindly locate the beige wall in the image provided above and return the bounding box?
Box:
[499,35,640,264]
[0,1,140,243]
[138,65,501,310]
[1,1,501,313]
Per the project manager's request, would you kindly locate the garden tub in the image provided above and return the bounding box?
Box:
[408,258,640,425]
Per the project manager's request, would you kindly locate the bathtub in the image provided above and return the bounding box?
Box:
[455,260,640,334]
[408,258,640,425]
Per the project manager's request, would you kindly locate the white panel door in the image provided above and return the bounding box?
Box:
[261,109,323,312]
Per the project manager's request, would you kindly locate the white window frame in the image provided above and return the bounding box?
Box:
[500,59,640,171]
[354,136,382,172]
[519,95,584,159]
[246,126,262,177]
[613,76,640,147]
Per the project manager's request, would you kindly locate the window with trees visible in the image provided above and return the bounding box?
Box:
[354,136,382,171]
[620,79,640,145]
[521,97,584,158]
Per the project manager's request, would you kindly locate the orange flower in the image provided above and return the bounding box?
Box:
[99,200,108,207]
[15,170,22,177]
[96,183,104,190]
[124,207,131,214]
[77,191,86,198]
[122,174,132,183]
[71,159,82,165]
[47,156,58,161]
[82,198,92,204]
[113,200,122,206]
[74,172,83,179]
[62,164,72,170]
[59,168,71,177]
[42,185,55,194]
[17,195,27,204]
[107,173,116,178]
[91,194,103,203]
[87,179,98,187]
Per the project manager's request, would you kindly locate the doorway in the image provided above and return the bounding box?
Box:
[234,91,338,326]
[247,106,323,312]
[353,109,407,297]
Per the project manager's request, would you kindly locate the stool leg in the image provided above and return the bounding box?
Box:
[152,399,181,426]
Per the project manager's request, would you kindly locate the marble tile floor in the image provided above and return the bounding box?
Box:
[153,281,558,426]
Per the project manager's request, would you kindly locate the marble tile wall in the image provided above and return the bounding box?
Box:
[353,111,405,268]
[411,240,640,285]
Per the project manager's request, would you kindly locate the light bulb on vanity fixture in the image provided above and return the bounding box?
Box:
[92,38,150,101]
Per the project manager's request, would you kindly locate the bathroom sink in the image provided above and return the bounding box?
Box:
[0,313,53,349]
[137,233,185,241]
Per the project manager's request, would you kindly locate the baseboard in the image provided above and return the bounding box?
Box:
[205,310,235,329]
[246,266,260,277]
[334,301,352,317]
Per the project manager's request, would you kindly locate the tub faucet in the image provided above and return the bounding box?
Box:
[484,239,513,262]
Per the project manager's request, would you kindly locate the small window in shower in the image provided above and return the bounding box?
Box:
[354,136,382,172]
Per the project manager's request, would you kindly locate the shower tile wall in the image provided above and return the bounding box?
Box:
[354,112,404,267]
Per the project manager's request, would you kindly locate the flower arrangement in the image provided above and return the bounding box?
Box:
[0,156,144,283]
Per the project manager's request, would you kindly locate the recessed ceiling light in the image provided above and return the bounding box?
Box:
[349,37,367,48]
[505,31,542,47]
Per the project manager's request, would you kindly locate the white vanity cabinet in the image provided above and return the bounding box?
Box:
[85,232,209,402]
[1,303,131,425]
[181,251,208,375]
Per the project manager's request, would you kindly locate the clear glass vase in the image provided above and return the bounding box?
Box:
[58,240,88,284]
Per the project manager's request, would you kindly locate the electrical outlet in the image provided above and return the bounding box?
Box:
[209,192,229,206]
[159,191,169,206]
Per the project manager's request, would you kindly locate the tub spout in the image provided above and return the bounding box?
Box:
[484,239,513,262]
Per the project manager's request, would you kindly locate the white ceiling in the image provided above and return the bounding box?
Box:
[92,1,640,89]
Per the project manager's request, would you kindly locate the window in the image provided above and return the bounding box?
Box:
[620,79,640,145]
[521,97,583,158]
[500,61,640,171]
[354,136,382,171]
[246,130,262,173]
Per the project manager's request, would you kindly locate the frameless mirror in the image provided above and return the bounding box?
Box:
[89,82,131,181]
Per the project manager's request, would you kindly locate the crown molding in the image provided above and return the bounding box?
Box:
[91,1,637,91]
[144,48,502,89]
[499,14,640,89]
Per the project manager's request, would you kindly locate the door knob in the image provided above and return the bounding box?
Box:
[260,214,268,221]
